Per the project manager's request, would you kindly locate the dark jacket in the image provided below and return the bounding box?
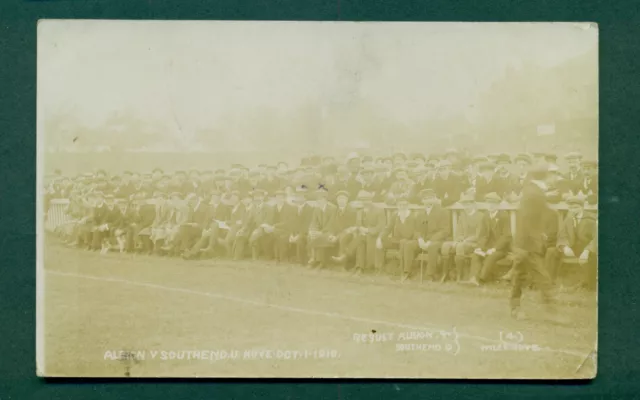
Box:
[415,204,450,242]
[477,210,512,251]
[515,180,550,254]
[309,203,338,234]
[557,211,597,254]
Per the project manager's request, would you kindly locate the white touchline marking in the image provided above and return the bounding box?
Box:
[46,269,590,359]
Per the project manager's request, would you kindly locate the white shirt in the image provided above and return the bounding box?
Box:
[398,209,410,222]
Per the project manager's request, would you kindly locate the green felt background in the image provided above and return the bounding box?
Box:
[0,0,638,398]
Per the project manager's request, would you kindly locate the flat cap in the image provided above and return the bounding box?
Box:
[566,195,586,205]
[459,193,475,203]
[496,154,511,164]
[419,188,437,198]
[484,192,502,203]
[472,156,490,164]
[356,190,374,200]
[514,153,533,164]
[251,188,268,196]
[479,161,496,171]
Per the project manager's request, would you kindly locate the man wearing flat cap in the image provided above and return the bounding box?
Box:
[467,192,512,286]
[563,151,585,194]
[269,190,295,262]
[175,192,210,258]
[440,194,483,282]
[98,194,123,254]
[494,154,519,198]
[332,190,385,275]
[112,192,138,253]
[474,161,500,201]
[114,171,134,199]
[238,189,275,261]
[416,188,451,281]
[392,152,407,168]
[286,187,315,265]
[197,170,215,198]
[432,160,467,207]
[378,195,421,281]
[348,167,379,200]
[221,191,249,259]
[148,191,172,253]
[411,165,434,205]
[88,191,108,251]
[330,191,358,270]
[514,153,533,193]
[127,190,157,254]
[546,195,597,289]
[307,188,338,269]
[187,190,231,259]
[386,167,416,203]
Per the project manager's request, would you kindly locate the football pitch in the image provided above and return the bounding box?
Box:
[41,241,597,379]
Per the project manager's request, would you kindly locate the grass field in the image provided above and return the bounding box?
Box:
[40,239,597,379]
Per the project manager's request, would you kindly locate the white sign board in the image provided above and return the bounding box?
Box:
[537,124,556,136]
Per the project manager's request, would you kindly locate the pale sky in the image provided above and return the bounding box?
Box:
[38,21,597,136]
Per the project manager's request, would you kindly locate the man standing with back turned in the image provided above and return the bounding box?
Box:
[510,162,561,322]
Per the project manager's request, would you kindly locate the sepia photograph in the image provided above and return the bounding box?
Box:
[37,20,598,378]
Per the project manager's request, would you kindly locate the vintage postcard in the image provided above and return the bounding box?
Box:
[37,20,598,378]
